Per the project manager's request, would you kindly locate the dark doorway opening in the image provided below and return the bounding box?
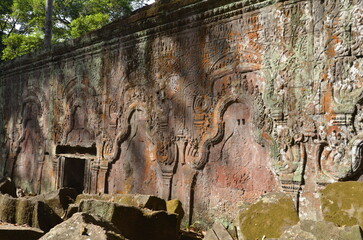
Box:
[63,158,85,194]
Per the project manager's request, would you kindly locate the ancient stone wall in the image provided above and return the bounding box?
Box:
[1,0,363,226]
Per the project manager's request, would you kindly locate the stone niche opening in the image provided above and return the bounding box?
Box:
[63,158,86,193]
[55,145,97,194]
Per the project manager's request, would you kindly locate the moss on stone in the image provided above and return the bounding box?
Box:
[320,181,363,228]
[238,193,299,240]
[75,194,166,211]
[166,199,184,230]
[166,199,184,217]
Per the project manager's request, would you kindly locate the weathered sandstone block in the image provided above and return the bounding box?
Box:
[276,220,363,240]
[167,199,185,229]
[79,199,178,240]
[40,212,127,240]
[0,224,44,240]
[76,194,166,211]
[64,203,79,220]
[0,193,17,223]
[0,194,62,232]
[30,188,78,218]
[237,193,299,240]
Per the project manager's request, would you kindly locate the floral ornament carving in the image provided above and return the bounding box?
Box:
[352,4,363,56]
[156,135,178,172]
[320,131,350,180]
[271,119,306,182]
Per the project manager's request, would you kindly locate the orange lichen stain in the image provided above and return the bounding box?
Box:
[327,125,341,135]
[326,35,339,58]
[248,32,258,41]
[123,183,133,194]
[228,31,239,38]
[322,83,333,114]
[251,18,262,32]
[201,51,209,67]
[261,132,273,143]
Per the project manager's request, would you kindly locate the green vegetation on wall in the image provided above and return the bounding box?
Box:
[0,0,148,61]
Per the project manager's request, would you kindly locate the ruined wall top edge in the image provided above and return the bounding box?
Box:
[0,0,277,75]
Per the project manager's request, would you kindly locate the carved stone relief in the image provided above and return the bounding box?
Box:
[12,90,45,194]
[2,0,363,226]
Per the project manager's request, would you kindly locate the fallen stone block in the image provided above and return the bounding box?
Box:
[15,197,35,225]
[320,181,363,228]
[76,193,166,211]
[64,203,79,220]
[0,193,17,223]
[79,199,178,240]
[33,200,63,232]
[237,193,299,240]
[30,188,78,218]
[204,222,234,240]
[167,199,184,229]
[0,224,44,240]
[40,212,127,240]
[278,220,363,240]
[0,177,17,197]
[0,194,62,232]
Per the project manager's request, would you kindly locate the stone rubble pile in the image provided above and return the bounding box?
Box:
[0,177,183,239]
[1,178,363,240]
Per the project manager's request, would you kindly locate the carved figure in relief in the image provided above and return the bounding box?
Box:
[13,98,44,194]
[67,106,94,145]
[273,124,305,179]
[61,80,98,147]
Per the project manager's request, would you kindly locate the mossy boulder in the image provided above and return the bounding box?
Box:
[320,181,363,228]
[237,193,299,240]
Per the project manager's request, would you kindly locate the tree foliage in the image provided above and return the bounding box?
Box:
[0,0,147,61]
[2,31,43,60]
[70,13,109,38]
